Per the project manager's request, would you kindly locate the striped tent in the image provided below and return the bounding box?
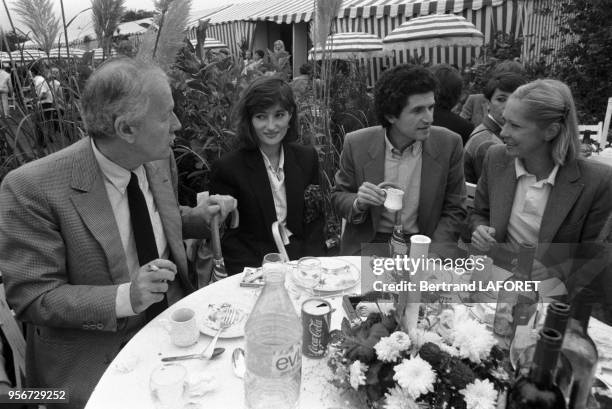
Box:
[80,48,118,61]
[10,49,46,61]
[383,14,484,50]
[309,32,382,59]
[47,48,86,59]
[189,38,229,50]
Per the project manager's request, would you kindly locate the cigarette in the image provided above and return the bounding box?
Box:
[149,265,159,271]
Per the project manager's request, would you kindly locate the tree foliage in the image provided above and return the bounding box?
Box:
[91,0,126,59]
[12,0,61,54]
[0,30,28,52]
[121,9,155,22]
[553,0,612,123]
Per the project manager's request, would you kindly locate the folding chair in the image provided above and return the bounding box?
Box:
[578,123,603,144]
[0,282,26,387]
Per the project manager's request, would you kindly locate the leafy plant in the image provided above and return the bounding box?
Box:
[169,46,249,205]
[12,0,61,55]
[550,0,612,126]
[91,0,126,60]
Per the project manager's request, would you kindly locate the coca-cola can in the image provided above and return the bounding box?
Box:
[301,298,332,358]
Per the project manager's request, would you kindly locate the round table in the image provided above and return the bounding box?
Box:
[85,256,612,409]
[85,256,363,409]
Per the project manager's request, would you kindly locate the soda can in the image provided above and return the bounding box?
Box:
[301,298,332,358]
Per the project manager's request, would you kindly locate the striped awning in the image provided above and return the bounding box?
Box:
[78,48,118,61]
[189,38,228,50]
[10,49,46,61]
[340,0,505,19]
[310,32,382,59]
[47,48,86,59]
[382,13,484,50]
[204,1,283,25]
[244,0,505,24]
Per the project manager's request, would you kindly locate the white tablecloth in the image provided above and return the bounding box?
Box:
[85,257,363,409]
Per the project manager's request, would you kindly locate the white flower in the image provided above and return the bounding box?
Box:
[375,331,412,362]
[460,378,498,409]
[393,356,436,398]
[349,360,368,390]
[411,328,442,349]
[437,342,460,357]
[452,319,497,363]
[384,385,420,409]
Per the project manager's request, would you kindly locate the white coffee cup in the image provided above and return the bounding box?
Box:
[162,308,199,347]
[383,188,404,211]
[150,364,186,409]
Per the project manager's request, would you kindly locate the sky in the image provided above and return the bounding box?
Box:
[0,0,247,42]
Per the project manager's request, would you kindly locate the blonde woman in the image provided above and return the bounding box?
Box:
[470,79,612,279]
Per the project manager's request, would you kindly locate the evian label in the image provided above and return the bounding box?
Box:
[271,342,302,375]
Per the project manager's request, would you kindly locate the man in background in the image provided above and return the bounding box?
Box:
[0,66,13,117]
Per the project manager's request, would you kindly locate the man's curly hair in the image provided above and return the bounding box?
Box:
[374,64,438,129]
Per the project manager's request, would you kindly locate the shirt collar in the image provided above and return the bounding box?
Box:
[91,139,145,194]
[259,146,285,172]
[384,130,422,158]
[514,158,559,186]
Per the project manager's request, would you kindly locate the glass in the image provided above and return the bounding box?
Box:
[295,257,322,296]
[149,364,186,409]
[262,252,287,265]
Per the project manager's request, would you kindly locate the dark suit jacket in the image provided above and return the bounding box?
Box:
[0,138,204,408]
[470,144,612,280]
[433,107,475,145]
[460,93,488,126]
[331,125,467,256]
[210,142,324,274]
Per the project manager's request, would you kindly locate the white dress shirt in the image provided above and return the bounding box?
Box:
[91,140,169,317]
[507,159,559,248]
[260,147,292,244]
[377,133,422,234]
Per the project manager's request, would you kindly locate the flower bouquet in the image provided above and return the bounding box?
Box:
[328,304,514,409]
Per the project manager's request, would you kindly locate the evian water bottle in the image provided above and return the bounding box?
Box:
[244,262,302,409]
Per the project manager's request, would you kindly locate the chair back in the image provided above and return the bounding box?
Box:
[602,97,612,147]
[578,123,603,145]
[0,282,26,387]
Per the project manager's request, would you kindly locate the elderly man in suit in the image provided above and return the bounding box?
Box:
[332,64,467,256]
[0,58,236,408]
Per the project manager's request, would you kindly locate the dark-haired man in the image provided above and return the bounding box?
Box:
[332,64,466,256]
[463,71,527,183]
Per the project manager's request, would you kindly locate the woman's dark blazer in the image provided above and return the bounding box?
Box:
[210,142,325,275]
[470,144,612,282]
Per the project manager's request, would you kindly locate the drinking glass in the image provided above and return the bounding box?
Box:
[149,364,186,409]
[262,252,287,265]
[296,257,322,296]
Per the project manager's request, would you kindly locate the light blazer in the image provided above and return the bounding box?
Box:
[0,138,205,409]
[210,142,324,275]
[470,144,612,280]
[332,125,467,256]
